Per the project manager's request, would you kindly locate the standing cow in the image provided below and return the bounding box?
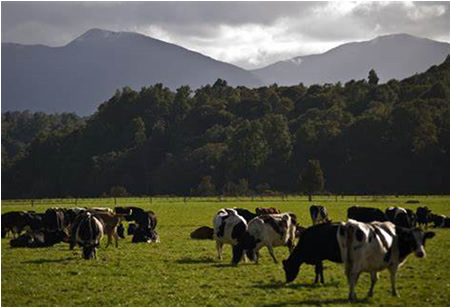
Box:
[74,212,104,260]
[244,213,297,264]
[385,207,412,228]
[416,207,432,228]
[337,219,435,301]
[213,208,250,265]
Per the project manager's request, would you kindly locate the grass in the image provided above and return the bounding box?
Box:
[2,195,450,306]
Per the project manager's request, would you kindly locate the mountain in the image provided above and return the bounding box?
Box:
[2,29,262,115]
[253,34,450,86]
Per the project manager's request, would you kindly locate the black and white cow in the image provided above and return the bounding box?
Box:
[213,208,250,265]
[385,207,412,228]
[347,206,388,223]
[310,205,330,225]
[10,229,69,248]
[283,223,342,284]
[416,207,432,228]
[405,209,417,228]
[2,211,35,238]
[244,213,297,264]
[337,219,435,301]
[114,206,146,222]
[233,208,257,223]
[131,210,159,243]
[74,212,104,260]
[430,214,450,228]
[43,208,66,232]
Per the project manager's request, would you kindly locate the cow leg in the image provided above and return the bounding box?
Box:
[216,241,223,260]
[347,270,361,301]
[267,245,278,263]
[113,231,119,248]
[105,232,112,248]
[319,262,324,284]
[388,266,399,297]
[368,272,378,297]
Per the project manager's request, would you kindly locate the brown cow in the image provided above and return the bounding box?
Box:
[88,210,122,248]
[190,226,214,240]
[255,207,281,216]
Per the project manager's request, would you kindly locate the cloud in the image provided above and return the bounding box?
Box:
[2,2,449,69]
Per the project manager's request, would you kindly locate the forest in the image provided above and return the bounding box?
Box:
[2,56,450,199]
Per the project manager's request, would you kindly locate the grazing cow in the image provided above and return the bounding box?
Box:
[256,207,281,215]
[190,226,214,240]
[90,207,114,214]
[233,208,257,223]
[89,210,122,248]
[416,207,432,228]
[131,211,159,243]
[74,213,104,259]
[385,207,412,228]
[64,208,87,226]
[283,223,343,284]
[337,220,435,301]
[43,208,66,232]
[244,213,297,264]
[347,206,388,223]
[310,205,330,225]
[213,208,250,265]
[10,230,69,248]
[430,214,450,228]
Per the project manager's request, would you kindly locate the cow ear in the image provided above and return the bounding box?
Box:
[424,232,435,240]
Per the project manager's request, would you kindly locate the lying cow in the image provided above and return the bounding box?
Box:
[114,206,145,222]
[256,207,281,215]
[190,226,214,240]
[213,208,250,265]
[283,223,342,284]
[310,205,329,225]
[131,211,159,243]
[74,212,104,260]
[347,206,388,223]
[10,230,68,248]
[337,219,435,301]
[385,207,412,228]
[430,214,450,228]
[244,213,297,264]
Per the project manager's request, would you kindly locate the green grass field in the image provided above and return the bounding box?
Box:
[2,196,450,306]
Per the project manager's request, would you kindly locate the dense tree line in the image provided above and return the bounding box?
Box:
[2,56,450,199]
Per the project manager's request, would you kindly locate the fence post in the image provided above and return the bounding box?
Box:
[114,197,117,206]
[31,199,34,207]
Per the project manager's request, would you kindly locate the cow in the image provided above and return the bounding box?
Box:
[10,229,69,248]
[43,208,66,232]
[2,211,32,238]
[283,223,343,284]
[347,206,388,223]
[255,207,281,215]
[90,207,114,214]
[74,212,104,260]
[213,208,251,265]
[127,223,137,235]
[114,206,145,222]
[337,219,435,301]
[430,214,450,228]
[385,207,412,228]
[244,213,297,264]
[416,207,432,228]
[190,226,214,240]
[117,223,125,239]
[233,208,257,223]
[64,208,87,226]
[310,205,330,225]
[89,210,123,248]
[131,210,159,243]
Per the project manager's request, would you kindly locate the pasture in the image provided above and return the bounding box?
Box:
[2,196,450,306]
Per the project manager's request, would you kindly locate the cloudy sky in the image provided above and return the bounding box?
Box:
[2,1,450,69]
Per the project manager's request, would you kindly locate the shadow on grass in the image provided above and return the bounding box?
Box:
[175,257,215,264]
[254,280,340,290]
[22,256,77,264]
[262,297,369,307]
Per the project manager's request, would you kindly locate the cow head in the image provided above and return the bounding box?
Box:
[82,245,98,260]
[399,228,435,258]
[282,259,300,283]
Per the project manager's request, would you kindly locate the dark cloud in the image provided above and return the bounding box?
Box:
[2,2,449,69]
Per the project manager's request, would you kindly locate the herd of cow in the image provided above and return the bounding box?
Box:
[193,204,447,301]
[1,206,158,259]
[2,203,449,301]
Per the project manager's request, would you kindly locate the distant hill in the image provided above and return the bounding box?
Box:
[2,29,262,115]
[253,34,450,86]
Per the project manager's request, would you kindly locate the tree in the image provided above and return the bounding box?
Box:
[299,160,325,201]
[368,69,379,85]
[197,176,216,196]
